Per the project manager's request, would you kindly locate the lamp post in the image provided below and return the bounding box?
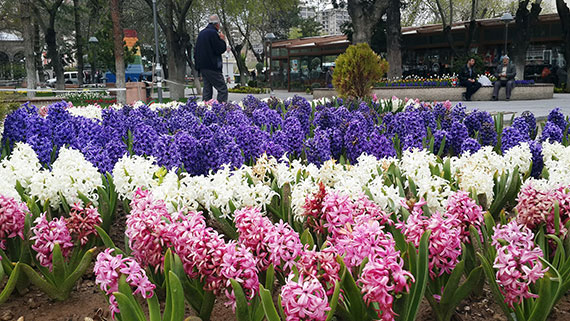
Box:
[152,0,163,102]
[225,51,229,83]
[88,36,98,84]
[500,13,513,57]
[264,32,276,90]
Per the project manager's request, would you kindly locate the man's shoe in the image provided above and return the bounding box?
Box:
[492,96,498,101]
[506,97,510,101]
[462,93,467,101]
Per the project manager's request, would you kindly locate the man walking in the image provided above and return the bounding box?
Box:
[195,15,228,102]
[458,57,481,101]
[492,56,516,101]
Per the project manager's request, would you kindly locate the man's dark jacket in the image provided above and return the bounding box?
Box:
[458,65,476,84]
[493,64,516,81]
[194,24,227,72]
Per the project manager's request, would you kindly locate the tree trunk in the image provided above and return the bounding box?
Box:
[185,43,202,95]
[21,0,37,98]
[556,0,570,91]
[110,0,126,104]
[73,0,84,86]
[46,26,64,90]
[511,0,542,80]
[33,21,44,83]
[347,0,389,44]
[386,0,402,79]
[166,38,187,100]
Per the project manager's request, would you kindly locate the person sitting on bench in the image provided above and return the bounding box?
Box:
[492,56,516,101]
[458,58,481,101]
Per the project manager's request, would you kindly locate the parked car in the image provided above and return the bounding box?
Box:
[47,71,79,86]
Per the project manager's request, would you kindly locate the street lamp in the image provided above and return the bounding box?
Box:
[264,32,276,90]
[88,36,98,84]
[500,12,513,57]
[152,0,163,102]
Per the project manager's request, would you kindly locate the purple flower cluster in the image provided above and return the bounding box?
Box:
[1,96,566,176]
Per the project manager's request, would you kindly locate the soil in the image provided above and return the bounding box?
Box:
[2,207,570,321]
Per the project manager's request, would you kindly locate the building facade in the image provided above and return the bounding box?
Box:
[270,13,568,91]
[317,8,350,35]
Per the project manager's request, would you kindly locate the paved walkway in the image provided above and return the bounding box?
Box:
[450,93,570,119]
[159,89,570,119]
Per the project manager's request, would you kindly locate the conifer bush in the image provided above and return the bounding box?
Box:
[333,43,388,98]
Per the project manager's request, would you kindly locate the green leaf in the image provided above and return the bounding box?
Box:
[439,260,465,307]
[113,292,144,321]
[94,225,124,255]
[199,291,216,321]
[400,231,430,321]
[118,274,146,321]
[52,243,66,286]
[447,267,483,320]
[147,294,161,321]
[231,279,251,321]
[339,259,369,320]
[265,264,275,294]
[62,248,95,295]
[260,285,281,321]
[167,271,185,321]
[0,263,21,304]
[477,254,514,321]
[20,263,63,300]
[326,280,342,321]
[300,229,315,249]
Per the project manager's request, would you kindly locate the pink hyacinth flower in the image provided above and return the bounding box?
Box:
[491,221,548,307]
[0,195,28,256]
[94,248,155,319]
[66,203,102,246]
[281,275,330,321]
[30,214,74,269]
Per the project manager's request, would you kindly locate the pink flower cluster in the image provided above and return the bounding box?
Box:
[126,188,173,269]
[515,182,570,236]
[359,256,412,321]
[397,200,462,278]
[221,242,260,308]
[446,191,484,243]
[320,192,390,239]
[30,214,74,269]
[330,213,414,321]
[491,221,548,307]
[296,248,340,295]
[280,275,330,321]
[168,210,227,293]
[66,203,102,246]
[316,192,412,320]
[0,195,28,255]
[302,182,327,234]
[234,207,303,272]
[94,248,155,318]
[169,209,260,307]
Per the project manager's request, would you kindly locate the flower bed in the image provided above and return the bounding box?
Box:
[375,75,535,88]
[1,96,570,321]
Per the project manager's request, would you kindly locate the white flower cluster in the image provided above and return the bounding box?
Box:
[0,144,102,207]
[0,143,42,200]
[542,142,570,186]
[67,104,103,120]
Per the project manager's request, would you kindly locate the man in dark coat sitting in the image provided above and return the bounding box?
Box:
[492,55,516,101]
[194,14,228,102]
[458,57,481,101]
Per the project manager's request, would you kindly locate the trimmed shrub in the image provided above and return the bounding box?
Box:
[333,43,388,98]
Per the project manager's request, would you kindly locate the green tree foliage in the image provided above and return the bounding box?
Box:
[333,43,388,98]
[88,18,138,73]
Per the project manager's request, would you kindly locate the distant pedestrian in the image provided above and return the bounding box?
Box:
[325,66,334,88]
[492,56,516,101]
[458,58,481,101]
[194,14,229,102]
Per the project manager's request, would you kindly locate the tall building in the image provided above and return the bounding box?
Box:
[299,1,316,19]
[317,7,350,35]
